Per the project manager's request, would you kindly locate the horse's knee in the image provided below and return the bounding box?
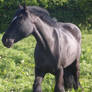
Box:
[33,80,41,88]
[33,77,43,92]
[33,83,41,92]
[55,86,65,92]
[54,68,65,92]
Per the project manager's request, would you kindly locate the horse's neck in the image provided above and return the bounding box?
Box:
[33,17,54,49]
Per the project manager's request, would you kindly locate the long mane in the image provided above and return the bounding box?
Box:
[28,6,57,26]
[15,6,57,27]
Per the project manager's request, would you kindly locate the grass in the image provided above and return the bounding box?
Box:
[0,33,92,92]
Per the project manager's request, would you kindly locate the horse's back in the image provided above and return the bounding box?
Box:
[57,22,81,44]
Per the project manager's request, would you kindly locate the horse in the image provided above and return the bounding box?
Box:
[2,5,81,92]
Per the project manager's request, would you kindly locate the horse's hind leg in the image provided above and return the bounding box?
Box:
[33,68,45,92]
[73,59,80,90]
[74,59,84,92]
[64,69,75,90]
[54,67,65,92]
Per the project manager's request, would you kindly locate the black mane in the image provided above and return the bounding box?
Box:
[15,6,57,27]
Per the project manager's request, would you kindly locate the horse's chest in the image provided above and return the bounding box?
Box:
[34,47,57,74]
[38,58,56,73]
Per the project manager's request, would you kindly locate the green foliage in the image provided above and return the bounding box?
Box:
[0,0,92,33]
[0,32,92,92]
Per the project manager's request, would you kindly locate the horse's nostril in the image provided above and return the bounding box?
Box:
[6,39,8,43]
[6,39,14,44]
[10,39,14,43]
[2,36,14,48]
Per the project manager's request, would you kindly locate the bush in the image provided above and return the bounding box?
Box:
[0,0,92,33]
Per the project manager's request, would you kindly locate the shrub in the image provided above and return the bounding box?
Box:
[0,0,92,33]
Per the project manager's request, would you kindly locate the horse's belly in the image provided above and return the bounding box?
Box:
[63,51,77,68]
[61,41,78,68]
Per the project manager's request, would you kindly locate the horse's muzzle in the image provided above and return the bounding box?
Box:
[2,34,14,48]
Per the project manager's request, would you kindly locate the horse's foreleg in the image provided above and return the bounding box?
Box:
[33,69,45,92]
[54,67,65,92]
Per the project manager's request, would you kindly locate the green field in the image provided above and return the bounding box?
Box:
[0,33,92,92]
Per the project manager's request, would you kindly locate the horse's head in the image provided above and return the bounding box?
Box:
[2,5,35,48]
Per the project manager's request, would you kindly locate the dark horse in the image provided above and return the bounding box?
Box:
[2,5,81,92]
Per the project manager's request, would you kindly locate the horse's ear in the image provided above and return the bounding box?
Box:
[19,4,23,9]
[23,4,27,11]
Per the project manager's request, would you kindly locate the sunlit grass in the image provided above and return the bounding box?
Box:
[0,33,92,92]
